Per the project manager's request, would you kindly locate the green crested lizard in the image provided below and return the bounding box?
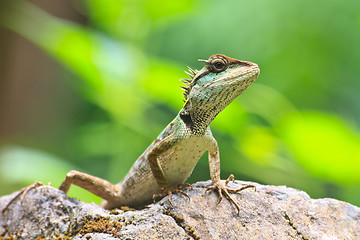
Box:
[2,54,259,215]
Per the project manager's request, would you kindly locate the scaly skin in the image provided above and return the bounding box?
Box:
[2,54,260,215]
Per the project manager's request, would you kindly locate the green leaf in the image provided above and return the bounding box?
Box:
[141,58,184,108]
[280,112,360,183]
[241,127,277,165]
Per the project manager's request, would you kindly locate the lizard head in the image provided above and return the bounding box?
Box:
[180,54,260,134]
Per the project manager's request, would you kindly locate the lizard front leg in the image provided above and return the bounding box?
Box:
[147,133,191,206]
[206,138,256,214]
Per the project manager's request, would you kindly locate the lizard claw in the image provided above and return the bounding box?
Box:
[177,182,193,190]
[206,174,256,214]
[2,181,44,216]
[152,183,192,206]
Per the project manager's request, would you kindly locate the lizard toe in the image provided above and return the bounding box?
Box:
[2,181,44,215]
[152,184,192,206]
[207,175,256,214]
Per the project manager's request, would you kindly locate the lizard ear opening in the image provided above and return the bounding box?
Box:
[179,110,193,129]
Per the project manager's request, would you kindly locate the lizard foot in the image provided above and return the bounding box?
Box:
[152,183,193,207]
[2,181,44,216]
[206,174,256,214]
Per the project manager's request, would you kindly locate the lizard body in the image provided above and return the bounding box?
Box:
[103,121,214,208]
[49,54,259,213]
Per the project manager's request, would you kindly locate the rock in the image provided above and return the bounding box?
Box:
[0,180,359,239]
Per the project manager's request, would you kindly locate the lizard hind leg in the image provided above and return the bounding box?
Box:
[59,170,120,208]
[152,183,193,207]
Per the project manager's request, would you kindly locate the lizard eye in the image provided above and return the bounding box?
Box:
[207,57,228,73]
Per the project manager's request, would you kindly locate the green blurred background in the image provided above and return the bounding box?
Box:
[0,0,359,206]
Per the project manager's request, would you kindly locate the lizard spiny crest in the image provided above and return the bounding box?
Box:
[179,54,232,101]
[180,66,198,101]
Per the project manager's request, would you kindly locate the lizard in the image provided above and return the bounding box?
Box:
[2,54,260,215]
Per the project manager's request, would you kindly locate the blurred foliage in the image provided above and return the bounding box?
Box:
[0,0,360,206]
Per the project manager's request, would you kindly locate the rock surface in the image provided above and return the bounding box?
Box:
[0,180,359,239]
